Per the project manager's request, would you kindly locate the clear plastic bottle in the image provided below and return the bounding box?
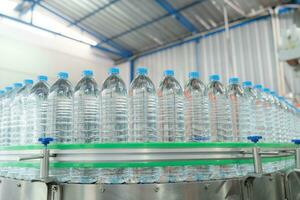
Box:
[286,101,294,141]
[261,88,273,142]
[8,83,23,146]
[129,67,159,183]
[0,89,5,177]
[26,76,49,145]
[226,77,244,142]
[239,82,256,175]
[10,80,33,179]
[157,69,185,182]
[270,91,280,142]
[207,75,232,142]
[207,75,233,179]
[47,72,74,182]
[23,76,49,181]
[1,86,13,147]
[0,87,13,177]
[6,83,23,178]
[184,71,210,181]
[184,71,210,142]
[0,90,5,146]
[278,96,289,142]
[253,85,266,141]
[100,67,128,184]
[11,80,33,146]
[71,70,100,183]
[261,88,275,172]
[241,81,256,142]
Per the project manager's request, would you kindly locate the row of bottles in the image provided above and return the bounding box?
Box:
[0,67,299,183]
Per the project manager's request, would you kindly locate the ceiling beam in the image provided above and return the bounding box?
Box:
[99,0,206,46]
[155,0,198,33]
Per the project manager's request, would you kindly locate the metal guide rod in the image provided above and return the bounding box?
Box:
[253,146,263,174]
[40,148,50,180]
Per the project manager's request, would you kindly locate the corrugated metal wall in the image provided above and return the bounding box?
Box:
[199,18,277,88]
[135,42,197,87]
[135,12,297,95]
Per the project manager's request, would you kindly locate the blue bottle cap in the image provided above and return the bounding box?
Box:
[188,71,200,79]
[58,72,69,79]
[263,88,270,93]
[242,81,252,87]
[38,137,54,146]
[270,91,276,96]
[82,70,93,76]
[108,67,119,75]
[209,74,220,81]
[137,67,148,75]
[229,77,239,84]
[0,90,4,95]
[247,135,263,143]
[278,96,285,101]
[164,69,174,76]
[24,79,33,85]
[5,86,12,91]
[253,84,263,89]
[13,83,22,88]
[38,75,48,81]
[292,139,300,145]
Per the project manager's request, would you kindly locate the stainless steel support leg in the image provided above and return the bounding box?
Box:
[295,148,300,169]
[253,147,263,174]
[40,148,50,180]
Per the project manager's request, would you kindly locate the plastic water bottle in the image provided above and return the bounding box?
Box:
[71,70,100,183]
[226,77,247,177]
[0,87,12,177]
[270,91,280,142]
[100,67,128,184]
[129,67,159,183]
[0,90,5,146]
[48,72,74,182]
[227,78,254,176]
[226,77,244,142]
[278,96,289,142]
[253,85,266,140]
[261,88,276,172]
[184,71,210,181]
[157,69,185,182]
[8,83,23,146]
[26,76,49,144]
[0,90,5,177]
[23,75,49,181]
[261,88,273,142]
[6,83,23,178]
[241,81,256,142]
[184,71,210,142]
[10,80,33,179]
[207,75,233,179]
[287,102,294,141]
[11,80,33,146]
[207,75,232,142]
[1,86,13,147]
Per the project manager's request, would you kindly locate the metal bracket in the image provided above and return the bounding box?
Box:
[18,138,55,182]
[50,184,62,200]
[253,147,263,174]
